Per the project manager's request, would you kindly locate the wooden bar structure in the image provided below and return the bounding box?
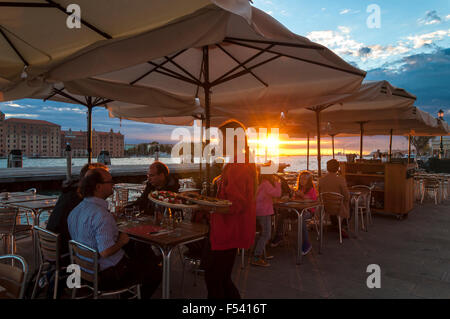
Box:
[339,161,415,218]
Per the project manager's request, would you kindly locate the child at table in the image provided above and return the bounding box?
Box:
[292,170,318,255]
[253,173,281,267]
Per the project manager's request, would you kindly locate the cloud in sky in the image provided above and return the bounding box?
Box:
[407,29,450,49]
[366,48,450,118]
[418,10,442,25]
[4,113,39,118]
[339,8,359,15]
[307,25,449,70]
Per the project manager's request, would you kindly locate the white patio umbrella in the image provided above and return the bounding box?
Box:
[22,4,365,184]
[285,81,417,173]
[287,105,448,163]
[0,0,242,91]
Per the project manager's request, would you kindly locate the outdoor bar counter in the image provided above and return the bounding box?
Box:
[340,160,415,218]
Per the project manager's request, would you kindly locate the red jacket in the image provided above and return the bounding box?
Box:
[210,163,257,251]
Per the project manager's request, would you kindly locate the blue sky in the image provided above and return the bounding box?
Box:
[1,0,449,152]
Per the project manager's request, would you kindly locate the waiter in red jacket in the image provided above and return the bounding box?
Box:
[204,119,257,299]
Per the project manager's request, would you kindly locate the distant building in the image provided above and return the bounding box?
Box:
[61,129,87,157]
[61,128,124,158]
[125,144,136,151]
[431,136,450,158]
[0,111,61,157]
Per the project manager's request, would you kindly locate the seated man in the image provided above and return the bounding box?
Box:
[127,161,180,215]
[46,162,108,263]
[318,159,351,237]
[68,168,162,298]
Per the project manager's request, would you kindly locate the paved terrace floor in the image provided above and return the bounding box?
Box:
[6,198,450,299]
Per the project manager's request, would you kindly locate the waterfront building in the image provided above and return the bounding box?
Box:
[0,111,61,157]
[61,128,124,158]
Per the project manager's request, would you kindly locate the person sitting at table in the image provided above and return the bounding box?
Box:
[293,170,318,255]
[126,161,180,215]
[46,162,108,264]
[270,171,316,255]
[68,168,162,298]
[318,159,350,238]
[252,173,281,267]
[204,119,258,299]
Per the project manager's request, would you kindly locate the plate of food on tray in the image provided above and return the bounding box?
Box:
[178,192,233,208]
[148,190,199,209]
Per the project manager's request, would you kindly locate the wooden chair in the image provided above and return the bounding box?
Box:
[68,240,141,299]
[0,207,33,255]
[319,192,349,244]
[0,254,28,299]
[31,226,63,299]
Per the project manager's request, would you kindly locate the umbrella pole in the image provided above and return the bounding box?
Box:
[331,135,335,159]
[199,118,203,184]
[87,99,93,164]
[389,129,393,162]
[203,46,211,195]
[408,134,411,164]
[315,110,321,177]
[359,122,364,160]
[307,132,310,171]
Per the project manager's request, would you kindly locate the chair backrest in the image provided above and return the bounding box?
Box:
[351,185,372,205]
[0,207,18,234]
[320,192,344,216]
[34,226,60,269]
[68,240,98,286]
[424,178,440,188]
[0,254,28,299]
[115,189,129,209]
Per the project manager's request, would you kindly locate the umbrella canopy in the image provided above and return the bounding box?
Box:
[41,5,364,115]
[0,0,242,90]
[286,81,416,125]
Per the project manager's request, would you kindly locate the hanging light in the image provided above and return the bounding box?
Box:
[438,109,444,120]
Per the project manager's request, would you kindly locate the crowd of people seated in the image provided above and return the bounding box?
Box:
[43,117,352,300]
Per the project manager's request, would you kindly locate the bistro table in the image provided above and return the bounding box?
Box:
[0,194,58,205]
[273,199,322,264]
[118,217,208,299]
[113,183,146,192]
[6,197,58,267]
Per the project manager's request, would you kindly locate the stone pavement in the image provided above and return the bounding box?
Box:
[7,198,450,299]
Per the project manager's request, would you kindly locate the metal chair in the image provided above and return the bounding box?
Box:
[31,226,64,299]
[0,207,33,255]
[68,240,141,299]
[421,178,440,204]
[114,188,130,214]
[319,192,349,244]
[350,185,372,231]
[178,246,204,296]
[0,254,29,299]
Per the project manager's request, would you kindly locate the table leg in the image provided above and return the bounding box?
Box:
[319,206,323,254]
[157,246,173,299]
[33,209,40,268]
[295,209,303,265]
[354,196,359,237]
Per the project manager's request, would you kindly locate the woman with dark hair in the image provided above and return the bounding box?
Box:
[204,119,257,299]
